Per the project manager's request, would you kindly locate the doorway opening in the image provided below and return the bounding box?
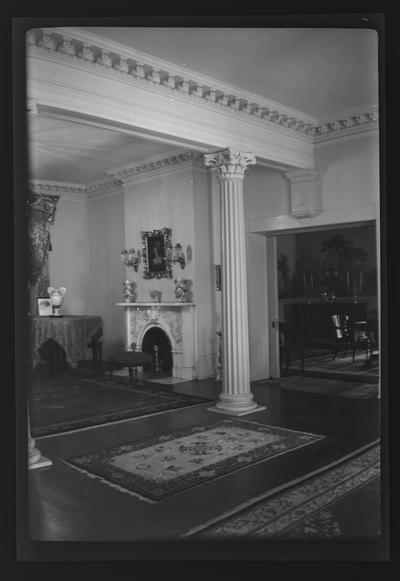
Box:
[274,222,379,383]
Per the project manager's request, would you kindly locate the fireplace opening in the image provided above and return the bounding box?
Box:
[141,327,173,376]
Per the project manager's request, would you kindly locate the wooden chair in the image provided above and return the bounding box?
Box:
[331,314,371,362]
[279,322,305,376]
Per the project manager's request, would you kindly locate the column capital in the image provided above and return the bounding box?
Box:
[204,148,256,180]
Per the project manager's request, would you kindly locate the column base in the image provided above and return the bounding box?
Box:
[207,403,266,417]
[28,455,52,470]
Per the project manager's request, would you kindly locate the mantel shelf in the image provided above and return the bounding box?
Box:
[116,302,196,307]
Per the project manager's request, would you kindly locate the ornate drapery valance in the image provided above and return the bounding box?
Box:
[27,191,59,309]
[27,191,59,283]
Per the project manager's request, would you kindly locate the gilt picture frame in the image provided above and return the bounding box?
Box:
[141,227,173,279]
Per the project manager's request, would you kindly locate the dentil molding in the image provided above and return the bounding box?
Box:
[26,27,379,143]
[29,151,208,195]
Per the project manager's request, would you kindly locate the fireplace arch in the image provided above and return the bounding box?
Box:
[117,302,197,380]
[141,326,173,375]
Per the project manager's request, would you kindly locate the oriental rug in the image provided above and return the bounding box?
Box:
[184,441,381,539]
[62,419,324,502]
[256,375,378,399]
[112,369,190,385]
[290,351,379,383]
[30,372,212,438]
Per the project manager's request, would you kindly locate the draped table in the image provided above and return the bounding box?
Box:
[31,315,103,369]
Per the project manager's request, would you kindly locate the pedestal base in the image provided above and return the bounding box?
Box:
[207,403,266,417]
[28,455,52,470]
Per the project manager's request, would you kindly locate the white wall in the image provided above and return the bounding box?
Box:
[88,187,126,350]
[316,134,380,209]
[123,165,196,303]
[123,162,216,379]
[243,165,290,381]
[48,193,91,315]
[193,166,218,379]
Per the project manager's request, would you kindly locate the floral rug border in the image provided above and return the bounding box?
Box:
[62,418,325,502]
[183,439,381,538]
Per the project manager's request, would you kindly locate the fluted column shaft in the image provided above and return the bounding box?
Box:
[204,148,265,415]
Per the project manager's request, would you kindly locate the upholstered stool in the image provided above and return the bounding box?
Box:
[107,350,153,382]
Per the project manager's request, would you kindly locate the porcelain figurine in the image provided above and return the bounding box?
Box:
[174,278,187,302]
[123,280,137,303]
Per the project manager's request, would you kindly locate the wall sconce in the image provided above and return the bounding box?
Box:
[172,243,186,269]
[121,248,140,271]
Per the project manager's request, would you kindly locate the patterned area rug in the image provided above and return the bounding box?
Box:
[290,351,379,382]
[30,372,212,437]
[112,369,190,385]
[184,441,381,539]
[256,376,378,399]
[62,419,324,502]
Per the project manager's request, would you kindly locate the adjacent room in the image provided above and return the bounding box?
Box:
[16,22,385,558]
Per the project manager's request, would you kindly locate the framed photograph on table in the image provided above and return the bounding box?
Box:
[37,297,53,316]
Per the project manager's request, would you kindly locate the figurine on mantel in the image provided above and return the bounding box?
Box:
[174,278,188,302]
[123,280,137,303]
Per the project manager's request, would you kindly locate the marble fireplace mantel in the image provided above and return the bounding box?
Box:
[116,302,197,379]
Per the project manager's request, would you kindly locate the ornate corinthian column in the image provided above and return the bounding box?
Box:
[204,148,265,415]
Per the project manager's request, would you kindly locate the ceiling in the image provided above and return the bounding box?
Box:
[28,116,185,184]
[81,27,379,118]
[29,27,379,186]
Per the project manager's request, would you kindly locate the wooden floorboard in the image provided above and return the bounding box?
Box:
[27,370,381,542]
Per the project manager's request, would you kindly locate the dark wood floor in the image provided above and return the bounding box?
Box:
[26,366,382,552]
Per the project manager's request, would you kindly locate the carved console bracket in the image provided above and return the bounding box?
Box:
[286,169,322,220]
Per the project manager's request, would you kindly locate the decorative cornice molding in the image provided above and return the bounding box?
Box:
[86,177,124,193]
[313,106,379,143]
[106,151,205,180]
[29,151,205,195]
[29,179,88,195]
[26,28,319,139]
[26,28,379,152]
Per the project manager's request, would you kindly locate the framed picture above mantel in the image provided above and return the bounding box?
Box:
[141,227,173,279]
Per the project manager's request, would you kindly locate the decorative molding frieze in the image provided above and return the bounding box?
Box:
[29,179,88,195]
[86,177,124,193]
[106,151,205,181]
[26,27,379,160]
[29,151,204,196]
[29,177,124,199]
[25,28,320,139]
[313,106,379,143]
